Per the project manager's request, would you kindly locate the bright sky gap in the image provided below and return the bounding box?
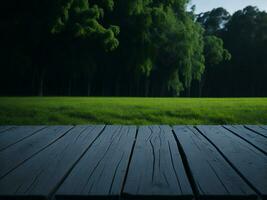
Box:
[188,0,267,14]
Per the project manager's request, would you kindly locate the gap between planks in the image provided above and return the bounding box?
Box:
[0,125,265,200]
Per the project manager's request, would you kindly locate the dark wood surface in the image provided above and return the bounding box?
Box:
[0,126,46,151]
[245,125,267,138]
[0,125,266,200]
[173,126,256,199]
[224,125,267,154]
[197,125,267,199]
[0,126,73,178]
[56,125,136,199]
[0,126,15,133]
[123,125,192,199]
[260,125,267,131]
[0,125,104,199]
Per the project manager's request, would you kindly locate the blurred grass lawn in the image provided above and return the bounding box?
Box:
[0,97,266,125]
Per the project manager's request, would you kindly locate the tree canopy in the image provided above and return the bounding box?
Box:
[0,1,266,97]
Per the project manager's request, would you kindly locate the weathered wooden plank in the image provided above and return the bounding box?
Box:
[123,125,193,199]
[224,125,267,154]
[245,125,267,138]
[260,125,267,131]
[56,125,136,199]
[0,126,15,133]
[0,126,73,178]
[173,126,257,199]
[197,125,267,199]
[0,126,46,151]
[0,125,105,199]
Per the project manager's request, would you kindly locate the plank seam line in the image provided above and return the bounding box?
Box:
[171,127,199,200]
[0,126,48,152]
[194,126,262,197]
[0,126,15,134]
[244,126,267,139]
[120,126,138,197]
[48,125,107,199]
[260,126,267,131]
[0,126,75,180]
[222,125,267,156]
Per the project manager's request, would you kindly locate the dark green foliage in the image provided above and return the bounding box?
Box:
[204,36,231,66]
[199,6,267,97]
[0,1,266,97]
[197,7,230,35]
[197,35,230,96]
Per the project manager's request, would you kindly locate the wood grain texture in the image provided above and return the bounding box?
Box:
[56,125,136,199]
[224,125,267,154]
[0,126,15,134]
[0,125,266,200]
[173,126,256,199]
[245,125,267,138]
[0,126,73,178]
[123,125,193,199]
[260,125,267,131]
[0,126,45,151]
[197,125,267,199]
[0,125,104,199]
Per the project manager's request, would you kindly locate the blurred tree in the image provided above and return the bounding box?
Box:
[1,2,266,97]
[221,6,267,96]
[197,7,230,35]
[196,8,231,97]
[199,36,231,96]
[51,0,119,96]
[110,0,205,96]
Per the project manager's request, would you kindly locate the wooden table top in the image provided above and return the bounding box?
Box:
[0,125,266,200]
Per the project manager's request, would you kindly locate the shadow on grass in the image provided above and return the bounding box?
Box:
[163,110,235,124]
[65,110,236,125]
[66,112,112,124]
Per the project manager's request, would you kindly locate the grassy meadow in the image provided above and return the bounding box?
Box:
[0,97,266,125]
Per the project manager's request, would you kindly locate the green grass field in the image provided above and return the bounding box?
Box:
[0,97,266,125]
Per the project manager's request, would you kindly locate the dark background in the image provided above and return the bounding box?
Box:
[0,1,266,97]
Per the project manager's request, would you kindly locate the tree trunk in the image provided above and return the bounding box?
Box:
[128,83,132,96]
[87,81,91,96]
[102,82,106,96]
[199,70,207,97]
[86,71,91,96]
[160,84,165,97]
[38,68,45,96]
[186,86,191,97]
[145,79,150,97]
[115,80,120,96]
[32,70,36,95]
[68,78,72,96]
[199,80,204,97]
[136,80,140,97]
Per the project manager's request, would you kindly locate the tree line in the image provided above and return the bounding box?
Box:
[0,0,266,97]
